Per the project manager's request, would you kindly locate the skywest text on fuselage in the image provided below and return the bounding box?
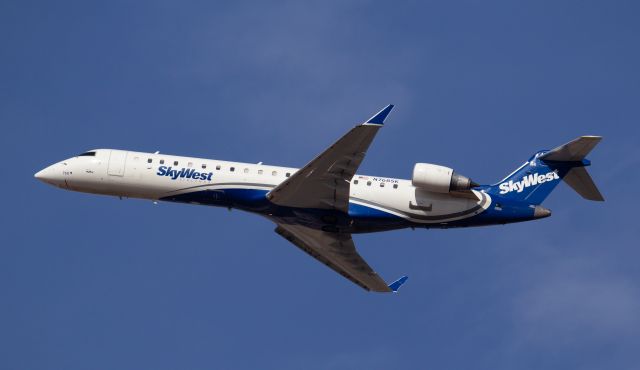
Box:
[157,166,213,181]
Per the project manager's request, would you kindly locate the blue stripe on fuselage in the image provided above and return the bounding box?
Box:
[159,187,537,231]
[348,202,399,220]
[159,187,405,230]
[161,188,401,218]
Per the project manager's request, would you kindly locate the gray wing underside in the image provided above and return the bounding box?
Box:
[266,125,381,212]
[266,105,393,213]
[268,106,398,292]
[274,223,392,292]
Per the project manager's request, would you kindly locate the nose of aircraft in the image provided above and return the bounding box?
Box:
[34,168,47,180]
[34,164,63,186]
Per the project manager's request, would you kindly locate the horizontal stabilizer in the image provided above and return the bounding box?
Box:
[388,276,409,293]
[563,167,605,201]
[540,136,602,162]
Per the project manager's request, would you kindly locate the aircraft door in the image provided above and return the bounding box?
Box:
[107,150,128,176]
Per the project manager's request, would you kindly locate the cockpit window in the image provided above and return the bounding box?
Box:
[78,151,96,157]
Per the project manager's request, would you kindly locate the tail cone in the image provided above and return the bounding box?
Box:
[534,206,552,219]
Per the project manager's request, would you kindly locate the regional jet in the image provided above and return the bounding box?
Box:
[35,105,604,292]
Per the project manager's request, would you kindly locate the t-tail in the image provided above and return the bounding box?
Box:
[485,136,604,205]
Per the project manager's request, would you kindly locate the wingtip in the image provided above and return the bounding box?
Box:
[365,104,394,125]
[388,275,408,293]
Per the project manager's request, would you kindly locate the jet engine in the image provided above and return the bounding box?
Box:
[412,163,478,193]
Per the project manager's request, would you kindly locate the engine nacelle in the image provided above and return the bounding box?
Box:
[412,163,476,193]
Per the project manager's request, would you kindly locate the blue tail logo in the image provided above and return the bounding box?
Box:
[498,170,560,195]
[486,152,569,205]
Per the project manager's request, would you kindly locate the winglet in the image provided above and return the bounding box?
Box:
[388,275,408,293]
[365,104,394,125]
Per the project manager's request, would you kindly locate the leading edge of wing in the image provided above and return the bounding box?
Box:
[266,105,394,212]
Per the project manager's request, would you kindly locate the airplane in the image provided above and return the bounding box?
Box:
[34,105,604,293]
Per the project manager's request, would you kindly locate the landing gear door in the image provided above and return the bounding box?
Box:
[107,150,128,176]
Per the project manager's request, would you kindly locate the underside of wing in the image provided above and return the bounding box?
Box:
[274,223,392,292]
[266,105,394,212]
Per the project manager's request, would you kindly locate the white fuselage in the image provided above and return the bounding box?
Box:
[35,149,492,229]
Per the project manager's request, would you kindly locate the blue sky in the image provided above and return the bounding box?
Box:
[2,1,639,369]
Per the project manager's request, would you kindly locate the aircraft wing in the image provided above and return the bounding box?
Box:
[266,105,394,212]
[274,223,407,292]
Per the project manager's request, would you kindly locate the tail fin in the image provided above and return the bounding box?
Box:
[485,136,604,204]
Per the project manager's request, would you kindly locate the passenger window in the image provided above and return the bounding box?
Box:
[160,159,165,164]
[147,158,152,163]
[286,172,291,177]
[272,171,277,176]
[393,184,398,189]
[258,169,263,175]
[216,165,221,170]
[244,168,249,174]
[380,183,385,187]
[353,180,359,185]
[367,181,372,186]
[174,161,178,166]
[201,164,207,169]
[230,167,235,172]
